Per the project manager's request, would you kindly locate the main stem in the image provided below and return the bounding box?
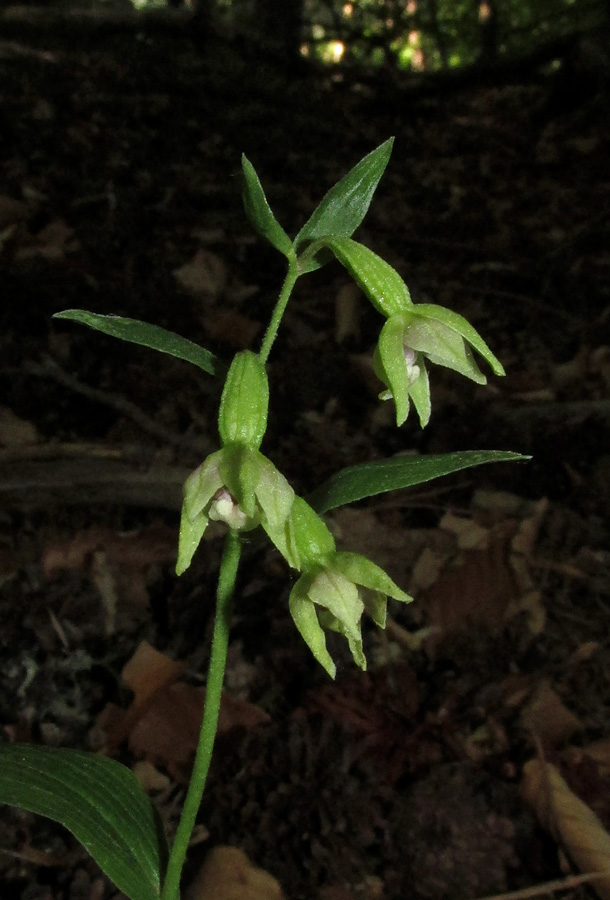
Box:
[161,530,242,900]
[258,260,299,365]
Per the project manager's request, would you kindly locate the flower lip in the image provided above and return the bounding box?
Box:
[207,488,249,529]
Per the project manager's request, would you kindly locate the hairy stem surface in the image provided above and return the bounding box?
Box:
[161,530,242,900]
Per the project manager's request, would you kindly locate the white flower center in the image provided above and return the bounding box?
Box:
[208,489,249,530]
[403,346,421,386]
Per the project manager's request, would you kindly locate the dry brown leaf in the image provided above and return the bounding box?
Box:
[318,878,383,900]
[42,524,176,576]
[127,681,205,779]
[568,642,601,666]
[465,718,509,762]
[132,759,171,793]
[506,590,546,637]
[173,248,227,298]
[439,511,489,549]
[186,846,283,900]
[522,759,610,900]
[41,524,177,625]
[122,640,186,707]
[0,407,40,446]
[100,642,269,781]
[424,531,517,656]
[98,641,185,753]
[14,218,76,261]
[411,543,449,592]
[90,549,119,636]
[0,195,28,229]
[579,739,610,776]
[510,497,548,563]
[521,682,583,748]
[203,309,261,348]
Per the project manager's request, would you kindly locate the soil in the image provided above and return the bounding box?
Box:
[1,16,610,900]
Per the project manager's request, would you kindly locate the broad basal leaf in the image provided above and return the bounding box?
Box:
[53,310,216,376]
[0,743,168,900]
[294,138,394,271]
[307,450,529,514]
[242,155,293,257]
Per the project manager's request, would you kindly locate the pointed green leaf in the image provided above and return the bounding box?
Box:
[53,310,216,376]
[0,743,168,900]
[241,155,293,257]
[412,304,505,377]
[294,138,394,268]
[323,237,411,316]
[307,451,529,514]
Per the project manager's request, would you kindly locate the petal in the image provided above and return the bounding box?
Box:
[263,515,301,570]
[183,451,224,520]
[289,579,336,678]
[319,609,367,670]
[176,506,208,576]
[329,551,412,605]
[254,454,295,531]
[307,569,363,644]
[220,443,258,518]
[289,497,336,569]
[361,590,388,629]
[410,303,505,377]
[404,318,487,384]
[376,314,412,426]
[408,359,431,429]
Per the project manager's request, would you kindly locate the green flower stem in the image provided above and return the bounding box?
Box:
[259,260,299,365]
[161,530,242,900]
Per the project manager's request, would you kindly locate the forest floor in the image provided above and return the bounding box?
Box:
[1,21,610,900]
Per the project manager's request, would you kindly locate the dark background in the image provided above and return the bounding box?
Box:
[1,1,610,898]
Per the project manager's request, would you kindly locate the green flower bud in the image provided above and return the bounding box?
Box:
[218,351,269,449]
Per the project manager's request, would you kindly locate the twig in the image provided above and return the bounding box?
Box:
[23,356,212,456]
[461,869,610,900]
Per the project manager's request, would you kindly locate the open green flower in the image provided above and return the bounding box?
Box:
[289,549,411,678]
[374,304,505,428]
[269,496,411,677]
[176,443,294,575]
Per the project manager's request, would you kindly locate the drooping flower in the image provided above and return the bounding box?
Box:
[288,548,411,678]
[374,305,505,428]
[176,443,294,575]
[270,496,412,677]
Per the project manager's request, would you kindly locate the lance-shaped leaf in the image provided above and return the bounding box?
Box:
[241,155,293,257]
[324,236,412,316]
[0,743,168,900]
[53,310,216,376]
[294,138,394,271]
[307,450,529,514]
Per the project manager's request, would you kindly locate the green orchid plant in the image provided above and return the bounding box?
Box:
[0,139,526,900]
